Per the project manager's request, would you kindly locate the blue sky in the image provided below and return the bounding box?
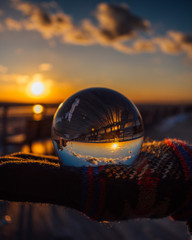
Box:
[0,0,191,103]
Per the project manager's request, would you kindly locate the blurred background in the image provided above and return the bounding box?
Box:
[0,0,192,239]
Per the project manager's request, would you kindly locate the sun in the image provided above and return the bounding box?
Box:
[30,81,45,96]
[32,104,44,114]
[112,143,118,149]
[26,74,51,100]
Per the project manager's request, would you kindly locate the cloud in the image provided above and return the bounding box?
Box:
[153,37,181,55]
[168,31,192,58]
[0,73,29,84]
[154,31,192,58]
[6,1,192,58]
[39,63,52,71]
[110,39,156,54]
[0,72,52,92]
[94,3,150,42]
[0,65,8,73]
[63,3,151,47]
[133,39,156,53]
[110,42,134,54]
[5,18,22,30]
[9,1,152,51]
[10,0,73,39]
[62,20,96,45]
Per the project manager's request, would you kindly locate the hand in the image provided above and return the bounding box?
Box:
[0,139,191,226]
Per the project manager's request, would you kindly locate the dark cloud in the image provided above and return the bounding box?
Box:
[94,3,150,41]
[36,9,52,26]
[183,34,192,44]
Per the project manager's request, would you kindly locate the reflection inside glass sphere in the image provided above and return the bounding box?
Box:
[52,88,144,166]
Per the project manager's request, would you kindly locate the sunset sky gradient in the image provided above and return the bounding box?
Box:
[0,0,192,104]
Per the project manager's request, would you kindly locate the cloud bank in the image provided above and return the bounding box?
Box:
[3,0,192,58]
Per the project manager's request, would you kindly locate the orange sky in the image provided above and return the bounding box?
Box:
[0,0,192,104]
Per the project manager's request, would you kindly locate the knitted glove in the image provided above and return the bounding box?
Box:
[0,139,191,230]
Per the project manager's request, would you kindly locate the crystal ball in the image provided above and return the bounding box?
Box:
[52,88,144,166]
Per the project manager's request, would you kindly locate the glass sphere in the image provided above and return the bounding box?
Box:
[52,88,144,166]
